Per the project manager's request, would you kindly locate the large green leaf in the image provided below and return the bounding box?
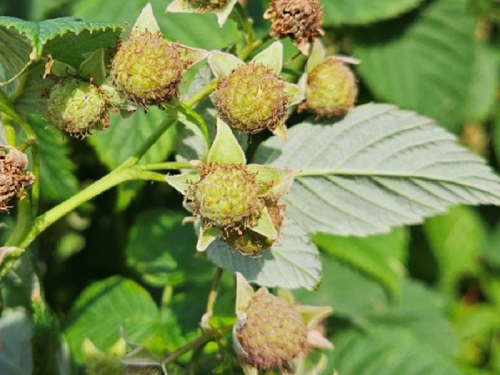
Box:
[463,44,499,122]
[321,0,425,26]
[254,104,500,237]
[64,276,180,363]
[312,228,407,298]
[424,205,485,292]
[0,15,121,99]
[29,115,79,202]
[353,0,475,131]
[296,257,458,356]
[207,217,322,290]
[325,326,461,375]
[126,209,212,288]
[0,309,33,375]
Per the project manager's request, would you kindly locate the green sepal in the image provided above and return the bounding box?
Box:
[271,121,288,141]
[252,41,283,75]
[284,81,305,106]
[235,272,254,316]
[207,118,246,164]
[197,226,221,251]
[246,164,294,197]
[177,44,210,70]
[165,172,199,197]
[208,51,243,78]
[249,207,278,240]
[132,3,161,35]
[305,39,326,74]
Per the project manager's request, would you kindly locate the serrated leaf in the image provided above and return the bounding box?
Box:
[0,309,33,375]
[206,217,322,290]
[321,0,425,25]
[28,117,79,202]
[325,326,461,375]
[424,205,485,292]
[254,104,500,237]
[0,16,121,99]
[64,276,176,363]
[312,229,407,298]
[353,0,475,131]
[126,209,212,287]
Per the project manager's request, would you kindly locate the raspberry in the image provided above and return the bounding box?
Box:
[215,63,288,134]
[110,32,184,107]
[0,147,34,212]
[191,163,263,229]
[235,288,308,370]
[300,57,358,117]
[46,78,108,137]
[224,202,284,256]
[265,0,324,55]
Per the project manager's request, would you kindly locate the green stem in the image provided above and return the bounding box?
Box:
[7,167,163,249]
[136,162,195,171]
[183,79,217,108]
[239,34,272,61]
[161,329,220,366]
[1,113,16,146]
[6,198,33,248]
[205,267,223,320]
[233,2,255,44]
[117,117,177,170]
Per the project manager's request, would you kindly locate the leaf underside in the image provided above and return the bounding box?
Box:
[254,103,500,237]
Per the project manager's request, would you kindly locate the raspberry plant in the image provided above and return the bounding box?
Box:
[1,1,500,375]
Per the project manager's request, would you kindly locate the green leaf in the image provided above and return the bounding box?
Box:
[0,16,121,99]
[321,0,425,25]
[463,44,499,122]
[424,205,485,291]
[64,276,160,363]
[325,326,461,375]
[29,115,79,201]
[206,217,322,290]
[481,223,500,271]
[254,104,500,237]
[353,0,475,131]
[312,228,407,298]
[126,209,212,288]
[0,308,33,375]
[72,0,239,50]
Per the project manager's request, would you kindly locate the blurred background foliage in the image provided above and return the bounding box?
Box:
[1,0,500,374]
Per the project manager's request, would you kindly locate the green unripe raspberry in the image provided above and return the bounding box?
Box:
[216,63,288,134]
[236,290,308,370]
[111,32,184,106]
[192,164,263,229]
[47,78,107,137]
[224,202,283,256]
[301,57,357,117]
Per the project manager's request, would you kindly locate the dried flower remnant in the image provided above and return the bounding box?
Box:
[0,147,35,212]
[264,0,324,55]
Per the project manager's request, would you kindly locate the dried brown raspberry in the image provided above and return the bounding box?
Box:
[0,147,35,212]
[264,0,324,55]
